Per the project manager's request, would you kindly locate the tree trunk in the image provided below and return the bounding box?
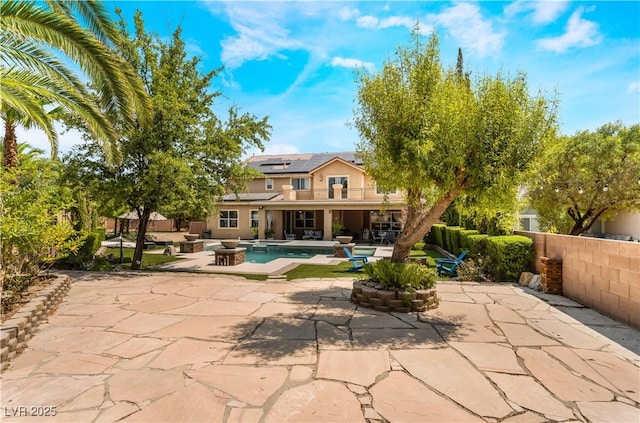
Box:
[3,121,19,169]
[131,209,151,270]
[391,192,457,262]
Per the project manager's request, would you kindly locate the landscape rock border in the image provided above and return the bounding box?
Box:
[351,280,438,313]
[1,274,70,369]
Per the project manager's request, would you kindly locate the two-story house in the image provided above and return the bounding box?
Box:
[207,152,406,241]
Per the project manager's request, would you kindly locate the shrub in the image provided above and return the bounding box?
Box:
[362,259,436,291]
[71,229,106,267]
[431,224,446,249]
[460,229,480,253]
[444,226,463,254]
[412,242,425,251]
[485,235,534,282]
[466,234,489,259]
[455,258,485,282]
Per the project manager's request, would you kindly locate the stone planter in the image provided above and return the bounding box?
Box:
[184,234,199,241]
[336,236,353,244]
[221,239,240,249]
[351,280,438,313]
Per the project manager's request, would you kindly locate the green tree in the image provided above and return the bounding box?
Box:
[1,0,149,169]
[528,122,640,235]
[1,144,82,283]
[63,11,270,270]
[353,30,557,262]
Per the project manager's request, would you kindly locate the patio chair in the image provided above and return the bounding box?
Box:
[343,247,368,272]
[302,230,315,240]
[372,231,387,244]
[284,231,296,240]
[436,251,468,277]
[314,230,323,240]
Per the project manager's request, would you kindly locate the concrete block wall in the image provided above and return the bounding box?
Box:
[516,231,640,329]
[1,275,71,369]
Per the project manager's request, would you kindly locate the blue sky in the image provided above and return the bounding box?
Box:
[21,1,640,157]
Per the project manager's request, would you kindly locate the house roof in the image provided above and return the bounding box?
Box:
[245,152,362,174]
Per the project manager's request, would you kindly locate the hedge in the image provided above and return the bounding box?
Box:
[431,224,446,249]
[466,234,489,259]
[460,229,480,254]
[443,226,463,255]
[485,235,534,282]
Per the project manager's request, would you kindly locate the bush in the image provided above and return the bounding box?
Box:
[455,258,485,282]
[362,259,436,291]
[71,229,106,267]
[460,229,480,253]
[466,234,489,259]
[485,235,534,282]
[444,226,463,254]
[412,242,425,251]
[431,224,446,249]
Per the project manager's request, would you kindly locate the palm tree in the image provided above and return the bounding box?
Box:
[1,0,149,169]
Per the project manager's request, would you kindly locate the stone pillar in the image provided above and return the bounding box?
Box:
[323,211,333,241]
[332,183,343,199]
[540,257,563,294]
[282,184,296,201]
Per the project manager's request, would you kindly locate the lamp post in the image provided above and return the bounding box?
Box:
[119,232,124,264]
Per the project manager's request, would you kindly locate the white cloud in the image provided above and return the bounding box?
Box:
[331,56,374,71]
[628,81,640,94]
[338,6,359,21]
[213,3,304,69]
[356,15,379,29]
[537,7,601,53]
[431,3,504,57]
[505,0,570,24]
[356,14,431,34]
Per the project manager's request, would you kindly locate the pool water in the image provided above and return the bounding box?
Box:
[207,243,376,264]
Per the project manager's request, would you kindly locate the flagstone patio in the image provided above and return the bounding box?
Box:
[1,271,638,422]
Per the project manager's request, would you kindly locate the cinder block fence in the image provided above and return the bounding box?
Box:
[516,231,640,329]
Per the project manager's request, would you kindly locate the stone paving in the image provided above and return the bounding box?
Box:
[1,272,639,422]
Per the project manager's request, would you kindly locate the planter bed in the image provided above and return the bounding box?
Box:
[351,280,438,313]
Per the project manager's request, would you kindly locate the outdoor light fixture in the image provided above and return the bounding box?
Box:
[554,186,559,193]
[603,184,609,192]
[578,187,584,194]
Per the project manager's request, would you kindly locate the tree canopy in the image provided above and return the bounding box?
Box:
[353,29,558,262]
[528,122,640,235]
[0,0,149,169]
[62,10,270,269]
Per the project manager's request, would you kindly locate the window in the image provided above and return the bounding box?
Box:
[250,210,259,228]
[295,211,315,229]
[291,177,309,190]
[328,176,348,199]
[219,210,238,228]
[265,178,274,190]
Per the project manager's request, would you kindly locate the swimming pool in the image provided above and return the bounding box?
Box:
[206,243,376,264]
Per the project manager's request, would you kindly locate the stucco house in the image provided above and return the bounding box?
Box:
[206,152,406,241]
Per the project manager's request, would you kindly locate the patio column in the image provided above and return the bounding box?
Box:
[258,208,267,239]
[323,210,333,241]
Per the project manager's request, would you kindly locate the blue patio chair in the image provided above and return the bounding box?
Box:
[343,247,368,272]
[436,251,468,277]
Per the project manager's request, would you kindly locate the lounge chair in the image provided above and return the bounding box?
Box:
[284,231,296,240]
[343,247,368,272]
[436,251,468,277]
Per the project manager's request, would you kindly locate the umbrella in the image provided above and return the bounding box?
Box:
[118,210,167,220]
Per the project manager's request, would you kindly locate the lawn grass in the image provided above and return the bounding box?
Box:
[409,248,446,266]
[104,248,182,269]
[284,261,359,280]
